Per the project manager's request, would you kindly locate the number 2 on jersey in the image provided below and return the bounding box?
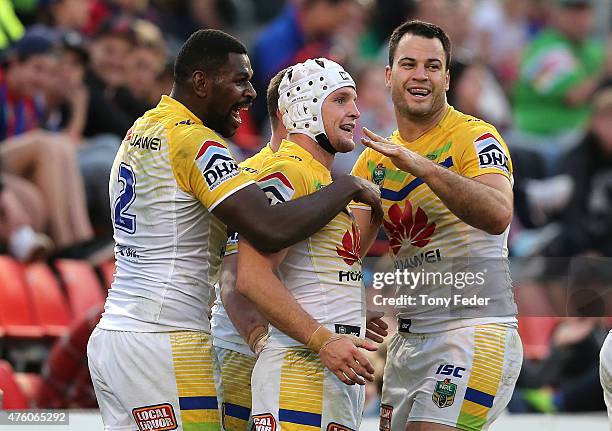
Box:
[114,163,137,234]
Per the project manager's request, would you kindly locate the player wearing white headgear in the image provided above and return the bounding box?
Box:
[236,58,384,431]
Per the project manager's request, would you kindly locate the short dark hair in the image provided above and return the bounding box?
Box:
[266,68,288,129]
[174,29,247,84]
[388,20,451,69]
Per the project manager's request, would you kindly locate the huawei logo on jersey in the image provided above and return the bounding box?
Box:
[383,202,436,254]
[336,223,361,266]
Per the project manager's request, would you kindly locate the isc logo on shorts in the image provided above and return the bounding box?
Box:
[251,413,276,431]
[132,403,177,431]
[379,404,393,431]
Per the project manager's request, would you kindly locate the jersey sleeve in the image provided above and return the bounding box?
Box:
[255,158,310,205]
[453,123,513,182]
[169,126,254,211]
[349,148,373,210]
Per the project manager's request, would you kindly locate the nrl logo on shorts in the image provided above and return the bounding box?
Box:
[372,163,386,186]
[432,378,457,408]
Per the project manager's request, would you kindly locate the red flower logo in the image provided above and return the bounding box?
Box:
[383,202,436,254]
[336,223,361,265]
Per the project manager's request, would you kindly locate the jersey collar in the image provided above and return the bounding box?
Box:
[392,105,454,148]
[158,95,202,126]
[278,138,329,174]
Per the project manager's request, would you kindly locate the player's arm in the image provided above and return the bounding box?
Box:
[352,208,381,256]
[351,208,389,342]
[361,127,512,235]
[213,176,382,253]
[219,251,269,355]
[236,239,377,385]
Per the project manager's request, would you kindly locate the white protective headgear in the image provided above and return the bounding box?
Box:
[278,58,355,154]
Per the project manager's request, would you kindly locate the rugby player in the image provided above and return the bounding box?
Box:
[213,67,389,431]
[351,21,523,431]
[87,30,382,431]
[236,58,379,431]
[210,67,288,431]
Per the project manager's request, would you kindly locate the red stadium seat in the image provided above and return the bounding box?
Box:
[24,263,72,338]
[39,306,102,409]
[54,260,104,323]
[98,259,116,290]
[518,316,559,360]
[0,360,28,409]
[0,256,44,338]
[14,373,43,408]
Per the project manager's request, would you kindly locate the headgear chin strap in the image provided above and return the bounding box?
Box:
[279,58,356,155]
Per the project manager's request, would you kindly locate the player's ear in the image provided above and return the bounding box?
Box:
[445,69,450,92]
[384,65,392,89]
[192,70,207,98]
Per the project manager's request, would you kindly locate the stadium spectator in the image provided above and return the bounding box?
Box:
[39,0,93,32]
[250,0,362,129]
[125,19,167,106]
[0,31,94,250]
[358,0,417,59]
[469,0,531,89]
[542,83,612,257]
[83,16,149,138]
[511,317,608,413]
[0,173,52,261]
[510,0,607,172]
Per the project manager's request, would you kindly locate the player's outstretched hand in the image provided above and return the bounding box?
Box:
[351,176,384,225]
[366,310,388,343]
[361,127,432,179]
[318,334,377,386]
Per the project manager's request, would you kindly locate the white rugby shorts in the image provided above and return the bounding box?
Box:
[250,345,365,431]
[88,327,219,431]
[212,345,257,431]
[379,323,522,431]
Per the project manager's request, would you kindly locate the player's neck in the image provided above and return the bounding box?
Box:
[396,103,449,143]
[170,86,205,123]
[269,124,287,152]
[289,133,334,170]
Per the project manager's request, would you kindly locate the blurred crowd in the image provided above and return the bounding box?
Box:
[0,0,611,414]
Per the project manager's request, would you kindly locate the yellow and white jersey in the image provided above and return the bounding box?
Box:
[99,95,254,333]
[211,143,274,355]
[260,139,366,347]
[352,106,517,333]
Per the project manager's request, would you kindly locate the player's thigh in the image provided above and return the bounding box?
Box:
[379,333,420,431]
[407,325,522,431]
[406,422,460,431]
[88,328,218,431]
[251,346,364,431]
[213,346,257,431]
